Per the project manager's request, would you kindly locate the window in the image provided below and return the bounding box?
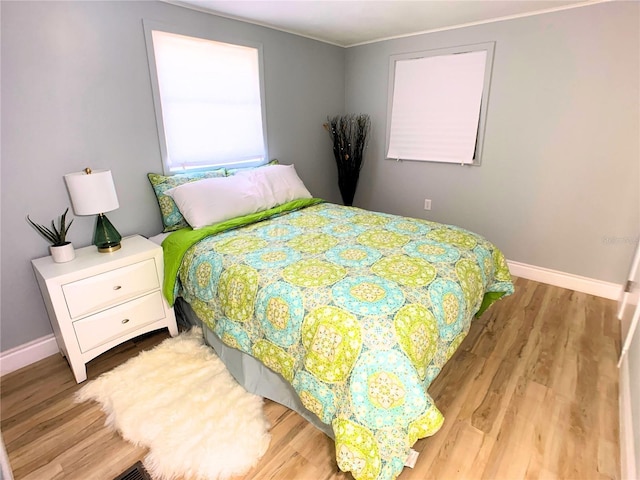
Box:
[143,21,268,174]
[386,42,495,165]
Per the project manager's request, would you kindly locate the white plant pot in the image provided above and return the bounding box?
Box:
[50,242,75,263]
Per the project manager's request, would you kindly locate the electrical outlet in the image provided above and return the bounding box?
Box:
[424,199,432,210]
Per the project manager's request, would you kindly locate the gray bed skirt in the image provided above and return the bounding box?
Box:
[175,297,334,439]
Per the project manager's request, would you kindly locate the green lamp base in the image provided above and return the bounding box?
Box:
[97,243,121,253]
[94,213,122,253]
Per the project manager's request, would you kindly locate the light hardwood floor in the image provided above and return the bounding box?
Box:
[1,277,620,480]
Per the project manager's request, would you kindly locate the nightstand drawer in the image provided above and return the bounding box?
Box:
[63,259,159,318]
[73,291,166,353]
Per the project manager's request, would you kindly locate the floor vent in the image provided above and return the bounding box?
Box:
[113,461,152,480]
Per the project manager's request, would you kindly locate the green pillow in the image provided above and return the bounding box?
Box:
[148,169,226,232]
[225,158,279,176]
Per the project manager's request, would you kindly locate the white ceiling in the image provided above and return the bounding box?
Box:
[168,0,604,47]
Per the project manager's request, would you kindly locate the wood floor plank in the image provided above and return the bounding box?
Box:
[250,445,324,480]
[425,420,489,479]
[290,420,348,478]
[0,279,621,480]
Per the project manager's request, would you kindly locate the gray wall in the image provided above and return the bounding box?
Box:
[346,1,639,284]
[1,1,344,351]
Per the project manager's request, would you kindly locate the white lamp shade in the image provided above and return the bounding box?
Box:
[64,169,119,215]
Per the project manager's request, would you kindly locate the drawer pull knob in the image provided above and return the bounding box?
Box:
[113,285,122,290]
[121,319,130,324]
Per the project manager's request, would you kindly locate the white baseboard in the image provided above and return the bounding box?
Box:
[619,355,638,480]
[0,334,58,377]
[507,260,622,300]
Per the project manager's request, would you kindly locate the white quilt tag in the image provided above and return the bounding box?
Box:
[404,448,419,468]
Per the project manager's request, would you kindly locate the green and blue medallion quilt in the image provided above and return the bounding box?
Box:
[162,200,514,480]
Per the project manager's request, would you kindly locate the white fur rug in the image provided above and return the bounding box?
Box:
[75,327,271,480]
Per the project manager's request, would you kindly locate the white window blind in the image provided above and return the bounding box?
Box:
[146,26,267,173]
[386,44,494,165]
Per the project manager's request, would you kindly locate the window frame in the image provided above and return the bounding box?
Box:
[142,20,269,174]
[385,42,495,166]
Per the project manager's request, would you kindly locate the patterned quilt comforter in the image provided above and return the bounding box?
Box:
[163,200,514,480]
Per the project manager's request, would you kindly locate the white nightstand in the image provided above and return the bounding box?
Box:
[32,235,178,383]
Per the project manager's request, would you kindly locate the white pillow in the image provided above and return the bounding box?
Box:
[164,175,262,229]
[237,164,311,209]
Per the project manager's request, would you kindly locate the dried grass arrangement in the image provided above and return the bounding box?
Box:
[324,114,371,206]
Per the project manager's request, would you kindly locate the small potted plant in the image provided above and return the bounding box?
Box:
[27,208,75,263]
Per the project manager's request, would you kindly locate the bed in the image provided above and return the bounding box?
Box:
[152,165,514,480]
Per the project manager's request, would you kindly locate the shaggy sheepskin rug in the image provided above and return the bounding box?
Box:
[75,327,271,480]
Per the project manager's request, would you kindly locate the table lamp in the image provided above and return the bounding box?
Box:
[64,168,122,252]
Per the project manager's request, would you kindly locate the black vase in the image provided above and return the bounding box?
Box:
[337,168,359,207]
[326,114,371,207]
